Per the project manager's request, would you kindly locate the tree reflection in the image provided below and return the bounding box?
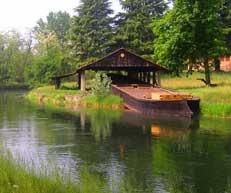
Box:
[88,110,122,141]
[151,118,231,193]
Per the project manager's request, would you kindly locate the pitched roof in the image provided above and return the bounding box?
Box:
[52,48,167,79]
[76,48,167,72]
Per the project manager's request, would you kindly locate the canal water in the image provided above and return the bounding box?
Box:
[1,91,231,193]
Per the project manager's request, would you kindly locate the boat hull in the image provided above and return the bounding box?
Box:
[112,85,200,118]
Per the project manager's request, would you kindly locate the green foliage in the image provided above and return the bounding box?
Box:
[69,0,113,64]
[153,10,189,74]
[26,31,73,85]
[26,82,123,110]
[0,11,73,87]
[35,11,71,47]
[113,0,168,57]
[84,95,123,107]
[219,0,231,52]
[0,0,230,89]
[0,31,33,84]
[26,11,73,85]
[153,0,226,81]
[92,72,112,96]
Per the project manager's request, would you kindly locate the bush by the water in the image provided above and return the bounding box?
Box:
[92,72,112,96]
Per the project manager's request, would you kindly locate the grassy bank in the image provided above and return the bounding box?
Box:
[0,153,113,193]
[26,83,123,111]
[162,72,231,118]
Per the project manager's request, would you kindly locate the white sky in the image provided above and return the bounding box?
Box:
[0,0,122,32]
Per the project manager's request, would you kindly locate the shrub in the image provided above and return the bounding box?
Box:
[92,72,112,96]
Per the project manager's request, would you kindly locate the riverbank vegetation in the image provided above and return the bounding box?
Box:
[26,81,123,111]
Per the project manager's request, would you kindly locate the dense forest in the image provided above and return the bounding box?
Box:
[0,0,230,86]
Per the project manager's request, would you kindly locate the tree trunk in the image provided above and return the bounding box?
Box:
[214,57,221,72]
[204,57,211,86]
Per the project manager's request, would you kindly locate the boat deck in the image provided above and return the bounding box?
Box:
[115,85,178,100]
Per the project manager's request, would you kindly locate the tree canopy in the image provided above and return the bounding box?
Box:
[35,11,71,47]
[113,0,168,58]
[153,0,226,84]
[69,0,114,64]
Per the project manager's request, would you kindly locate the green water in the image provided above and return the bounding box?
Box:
[1,91,231,193]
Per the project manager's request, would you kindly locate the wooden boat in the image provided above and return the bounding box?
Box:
[112,84,200,118]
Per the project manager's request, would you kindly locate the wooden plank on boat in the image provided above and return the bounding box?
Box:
[179,93,193,100]
[151,93,193,101]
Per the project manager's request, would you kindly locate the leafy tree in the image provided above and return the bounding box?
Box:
[31,11,73,84]
[153,0,225,85]
[0,31,33,84]
[26,32,66,85]
[69,0,113,64]
[113,0,168,58]
[35,11,71,47]
[214,0,231,71]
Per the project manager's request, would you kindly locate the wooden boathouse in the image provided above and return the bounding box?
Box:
[52,48,200,118]
[53,48,166,91]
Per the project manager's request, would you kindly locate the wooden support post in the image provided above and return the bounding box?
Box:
[77,73,81,89]
[80,71,86,92]
[142,72,145,82]
[147,72,151,84]
[144,72,147,83]
[152,71,157,85]
[54,78,61,89]
[156,71,161,87]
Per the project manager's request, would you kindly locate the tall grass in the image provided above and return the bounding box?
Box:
[0,153,111,193]
[84,95,123,110]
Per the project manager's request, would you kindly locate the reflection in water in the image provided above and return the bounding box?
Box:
[1,91,231,193]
